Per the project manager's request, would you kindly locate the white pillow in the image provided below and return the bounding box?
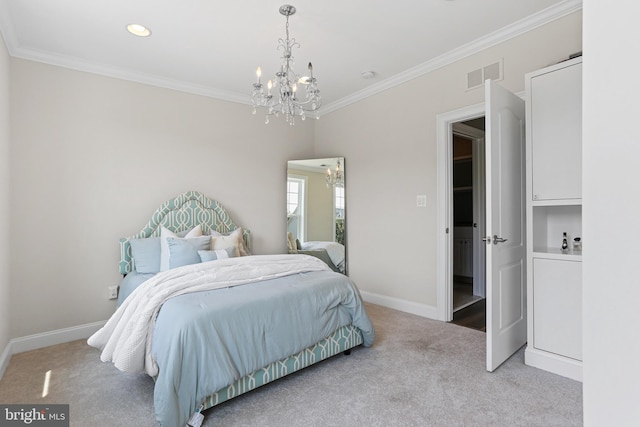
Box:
[210,228,248,257]
[160,224,202,271]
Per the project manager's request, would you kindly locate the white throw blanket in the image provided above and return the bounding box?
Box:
[87,254,330,377]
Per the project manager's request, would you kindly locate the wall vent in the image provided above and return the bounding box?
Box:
[467,59,503,90]
[467,69,483,89]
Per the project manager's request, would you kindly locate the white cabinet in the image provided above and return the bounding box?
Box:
[524,57,583,381]
[530,60,582,201]
[532,258,582,360]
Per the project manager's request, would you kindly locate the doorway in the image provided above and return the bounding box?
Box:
[451,119,486,331]
[436,101,486,323]
[436,82,527,372]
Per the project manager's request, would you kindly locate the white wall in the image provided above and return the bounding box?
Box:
[9,59,315,338]
[0,29,11,371]
[315,12,583,311]
[583,1,640,425]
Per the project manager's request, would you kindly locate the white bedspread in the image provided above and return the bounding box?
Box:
[87,254,330,376]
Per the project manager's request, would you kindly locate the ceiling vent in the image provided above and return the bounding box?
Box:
[467,59,503,90]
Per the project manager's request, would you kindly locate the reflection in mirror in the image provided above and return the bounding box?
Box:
[287,157,346,274]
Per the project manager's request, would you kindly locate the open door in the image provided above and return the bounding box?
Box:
[485,80,527,372]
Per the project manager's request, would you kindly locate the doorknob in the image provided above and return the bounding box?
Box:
[493,235,508,245]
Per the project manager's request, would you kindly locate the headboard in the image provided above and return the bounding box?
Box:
[119,190,250,275]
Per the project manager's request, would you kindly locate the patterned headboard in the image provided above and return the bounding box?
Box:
[119,190,250,275]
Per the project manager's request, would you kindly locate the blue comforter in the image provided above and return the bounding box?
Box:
[151,268,374,427]
[116,271,154,307]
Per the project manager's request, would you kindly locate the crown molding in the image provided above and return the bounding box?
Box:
[10,45,251,105]
[0,0,582,114]
[0,0,249,106]
[317,0,582,116]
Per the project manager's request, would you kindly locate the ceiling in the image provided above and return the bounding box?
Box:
[289,157,341,173]
[0,0,581,116]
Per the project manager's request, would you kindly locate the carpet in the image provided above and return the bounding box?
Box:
[0,303,582,426]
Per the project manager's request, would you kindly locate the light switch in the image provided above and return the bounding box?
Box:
[416,195,427,207]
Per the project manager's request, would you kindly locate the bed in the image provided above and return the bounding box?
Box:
[88,191,374,427]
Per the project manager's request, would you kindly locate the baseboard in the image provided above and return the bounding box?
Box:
[360,290,439,320]
[0,340,11,380]
[10,321,106,355]
[524,345,582,382]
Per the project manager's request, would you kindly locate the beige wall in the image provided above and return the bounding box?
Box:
[9,59,314,337]
[315,11,583,309]
[0,31,10,362]
[583,1,639,425]
[5,10,583,339]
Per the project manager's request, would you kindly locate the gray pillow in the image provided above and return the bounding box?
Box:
[167,236,211,269]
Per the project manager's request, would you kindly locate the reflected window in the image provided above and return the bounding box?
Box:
[287,176,306,241]
[335,185,344,219]
[334,185,345,245]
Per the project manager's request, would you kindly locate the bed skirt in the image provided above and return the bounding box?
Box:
[202,324,363,410]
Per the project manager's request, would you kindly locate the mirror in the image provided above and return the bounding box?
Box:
[287,157,346,274]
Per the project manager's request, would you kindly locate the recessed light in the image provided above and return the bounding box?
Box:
[126,24,151,37]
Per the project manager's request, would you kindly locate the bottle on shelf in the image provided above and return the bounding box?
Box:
[573,237,582,252]
[561,232,569,253]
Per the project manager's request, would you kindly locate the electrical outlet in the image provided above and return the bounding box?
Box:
[108,285,119,300]
[416,195,427,207]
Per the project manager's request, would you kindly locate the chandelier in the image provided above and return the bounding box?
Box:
[325,159,343,188]
[251,4,321,125]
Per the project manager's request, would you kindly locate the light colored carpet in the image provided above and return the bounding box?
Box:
[0,303,582,426]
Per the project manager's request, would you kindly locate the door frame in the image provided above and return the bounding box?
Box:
[436,102,485,322]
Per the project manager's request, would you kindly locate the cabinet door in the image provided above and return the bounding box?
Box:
[530,62,582,201]
[533,258,582,360]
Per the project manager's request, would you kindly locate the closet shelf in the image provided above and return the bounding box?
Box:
[453,155,472,161]
[453,186,472,192]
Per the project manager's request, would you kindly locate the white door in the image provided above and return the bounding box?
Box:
[485,80,527,372]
